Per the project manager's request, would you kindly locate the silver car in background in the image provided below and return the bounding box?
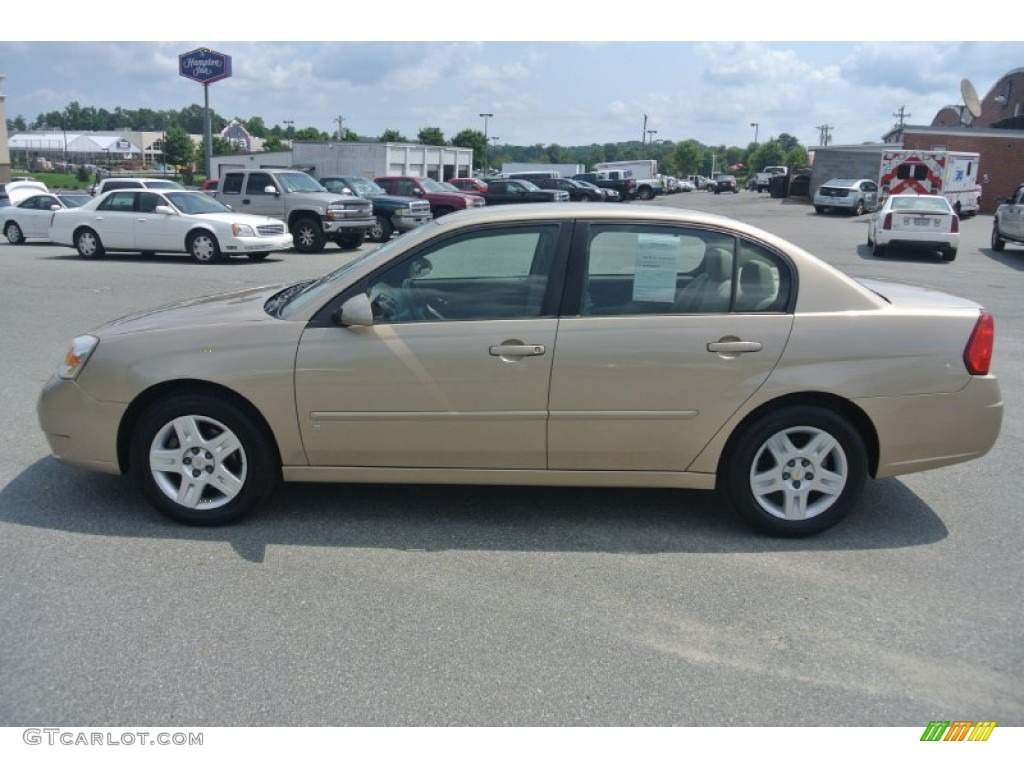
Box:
[814,178,879,216]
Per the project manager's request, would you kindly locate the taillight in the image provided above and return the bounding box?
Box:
[951,215,959,233]
[964,311,994,375]
[882,213,892,230]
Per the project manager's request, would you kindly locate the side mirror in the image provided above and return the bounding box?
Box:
[335,293,373,327]
[264,185,278,195]
[154,205,175,215]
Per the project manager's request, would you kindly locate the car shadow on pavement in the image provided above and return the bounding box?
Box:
[1,457,948,563]
[979,247,1024,271]
[855,244,952,263]
[38,252,287,265]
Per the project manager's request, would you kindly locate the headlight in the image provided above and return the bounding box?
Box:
[58,335,99,380]
[231,223,255,237]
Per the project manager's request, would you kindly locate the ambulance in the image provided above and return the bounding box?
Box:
[878,150,981,217]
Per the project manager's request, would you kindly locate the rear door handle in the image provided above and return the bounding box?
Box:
[489,344,546,357]
[707,341,763,353]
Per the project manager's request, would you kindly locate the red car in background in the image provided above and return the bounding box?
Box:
[447,177,489,194]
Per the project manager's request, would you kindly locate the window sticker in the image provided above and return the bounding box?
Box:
[632,235,680,303]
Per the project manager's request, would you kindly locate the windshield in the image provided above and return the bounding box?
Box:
[277,172,326,193]
[517,180,541,191]
[58,194,90,208]
[344,177,384,196]
[165,192,232,214]
[145,180,184,190]
[420,178,451,193]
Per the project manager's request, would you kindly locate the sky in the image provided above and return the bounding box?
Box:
[1,8,1018,150]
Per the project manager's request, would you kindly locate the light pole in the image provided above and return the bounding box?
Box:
[646,129,658,154]
[479,113,493,172]
[283,119,294,140]
[750,122,759,146]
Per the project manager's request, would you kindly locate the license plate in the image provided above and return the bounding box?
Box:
[912,217,932,226]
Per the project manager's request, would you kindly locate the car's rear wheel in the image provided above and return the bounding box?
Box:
[872,239,886,257]
[367,214,393,243]
[991,223,1006,251]
[291,217,326,253]
[247,252,270,261]
[188,230,221,263]
[130,394,279,526]
[814,206,825,214]
[854,200,865,216]
[943,248,957,261]
[75,227,104,259]
[638,186,653,201]
[5,221,25,244]
[722,405,867,536]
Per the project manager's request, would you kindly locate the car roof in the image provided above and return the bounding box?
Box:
[823,178,866,186]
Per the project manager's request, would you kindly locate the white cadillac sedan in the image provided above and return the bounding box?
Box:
[866,193,960,261]
[3,187,90,244]
[49,189,293,263]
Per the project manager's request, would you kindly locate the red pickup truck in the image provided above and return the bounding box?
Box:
[374,176,485,217]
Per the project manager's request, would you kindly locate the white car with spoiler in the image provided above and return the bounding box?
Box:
[866,194,960,261]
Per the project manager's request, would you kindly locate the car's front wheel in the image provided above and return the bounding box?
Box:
[367,215,393,243]
[722,405,868,536]
[188,230,221,263]
[130,394,279,525]
[336,231,366,250]
[291,217,326,253]
[4,221,25,244]
[991,222,1006,251]
[75,227,104,259]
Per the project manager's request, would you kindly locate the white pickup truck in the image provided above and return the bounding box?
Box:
[991,183,1024,252]
[751,166,788,193]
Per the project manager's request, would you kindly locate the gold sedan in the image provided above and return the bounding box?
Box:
[37,204,1002,536]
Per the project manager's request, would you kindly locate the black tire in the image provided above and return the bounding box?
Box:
[129,393,279,526]
[721,405,867,536]
[872,239,887,258]
[943,248,957,262]
[367,215,393,243]
[854,200,865,216]
[814,206,825,214]
[866,228,873,246]
[433,206,455,218]
[247,252,270,261]
[75,227,104,259]
[714,189,721,195]
[991,223,1006,251]
[187,230,221,263]
[4,221,25,244]
[638,186,653,201]
[291,217,326,253]
[336,231,366,250]
[583,194,598,202]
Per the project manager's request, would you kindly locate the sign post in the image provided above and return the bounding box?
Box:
[178,48,232,179]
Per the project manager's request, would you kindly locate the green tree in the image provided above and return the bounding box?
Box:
[243,116,267,137]
[262,136,285,152]
[379,129,407,142]
[785,146,809,168]
[161,125,194,170]
[670,140,704,175]
[748,140,787,171]
[211,136,234,155]
[417,127,446,146]
[450,129,486,164]
[75,164,91,182]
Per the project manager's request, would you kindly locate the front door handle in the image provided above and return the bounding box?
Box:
[707,340,762,353]
[489,343,546,357]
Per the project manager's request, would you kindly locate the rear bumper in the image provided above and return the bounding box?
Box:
[858,376,1003,478]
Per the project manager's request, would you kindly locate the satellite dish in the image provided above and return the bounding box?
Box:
[961,78,982,119]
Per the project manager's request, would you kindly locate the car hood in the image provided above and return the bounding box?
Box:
[856,278,983,310]
[5,180,49,205]
[365,193,423,206]
[92,284,290,337]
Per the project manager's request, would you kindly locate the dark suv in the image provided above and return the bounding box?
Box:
[531,177,604,202]
[713,175,739,194]
[481,178,569,205]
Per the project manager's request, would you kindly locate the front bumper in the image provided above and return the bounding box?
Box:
[324,216,375,234]
[392,212,434,232]
[221,233,294,254]
[37,375,127,475]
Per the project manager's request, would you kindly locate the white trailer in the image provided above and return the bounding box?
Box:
[878,150,981,217]
[594,160,663,200]
[500,162,585,178]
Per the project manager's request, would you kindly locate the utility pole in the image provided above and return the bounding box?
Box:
[334,115,345,140]
[642,113,648,149]
[892,105,911,129]
[815,124,834,146]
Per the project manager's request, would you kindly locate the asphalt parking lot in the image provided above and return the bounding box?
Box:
[1,192,1021,727]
